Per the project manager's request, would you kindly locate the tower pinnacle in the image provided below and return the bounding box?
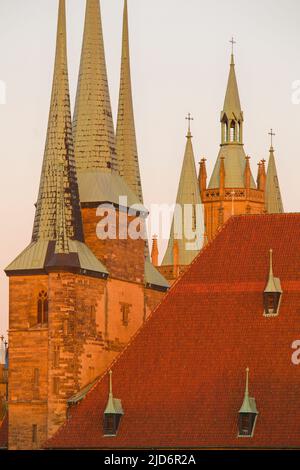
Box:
[162,124,203,268]
[265,136,284,214]
[32,0,83,245]
[222,48,243,126]
[116,0,143,202]
[6,0,108,278]
[208,47,256,190]
[73,0,117,173]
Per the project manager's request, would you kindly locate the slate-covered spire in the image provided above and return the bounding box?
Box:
[209,50,256,189]
[73,0,117,172]
[6,0,108,278]
[222,53,243,125]
[162,123,203,267]
[116,0,143,202]
[265,146,284,213]
[32,0,84,246]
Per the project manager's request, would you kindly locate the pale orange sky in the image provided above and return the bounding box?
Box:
[0,0,300,334]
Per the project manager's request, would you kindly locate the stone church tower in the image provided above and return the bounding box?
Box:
[157,46,284,281]
[4,0,168,450]
[200,50,284,242]
[200,51,267,241]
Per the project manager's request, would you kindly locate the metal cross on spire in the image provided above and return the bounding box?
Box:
[185,113,194,134]
[268,128,276,148]
[230,37,236,55]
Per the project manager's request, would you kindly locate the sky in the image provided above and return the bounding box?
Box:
[0,0,300,334]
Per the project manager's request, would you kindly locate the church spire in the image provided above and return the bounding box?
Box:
[32,0,84,246]
[73,0,117,173]
[6,0,108,278]
[209,44,255,190]
[162,118,203,267]
[116,0,143,202]
[265,132,284,213]
[221,41,243,144]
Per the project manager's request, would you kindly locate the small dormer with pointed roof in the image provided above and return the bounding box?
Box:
[238,368,258,438]
[103,371,124,437]
[263,249,282,316]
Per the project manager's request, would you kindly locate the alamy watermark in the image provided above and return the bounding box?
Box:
[291,340,300,365]
[95,196,205,252]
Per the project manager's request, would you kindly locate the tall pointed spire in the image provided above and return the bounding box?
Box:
[162,121,203,267]
[73,0,117,173]
[209,47,256,189]
[116,0,143,202]
[222,52,243,124]
[6,0,108,278]
[32,0,84,246]
[265,144,284,213]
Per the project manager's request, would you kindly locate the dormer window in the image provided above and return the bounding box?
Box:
[263,249,282,317]
[103,370,124,437]
[238,368,258,438]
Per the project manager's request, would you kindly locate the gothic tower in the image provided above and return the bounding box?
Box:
[200,49,266,241]
[5,0,168,450]
[74,0,145,282]
[5,0,109,449]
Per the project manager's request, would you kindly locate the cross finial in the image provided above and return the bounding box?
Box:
[268,128,276,148]
[230,37,236,55]
[185,113,194,134]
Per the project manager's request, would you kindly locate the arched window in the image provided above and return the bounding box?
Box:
[237,122,240,142]
[230,121,236,142]
[37,291,48,326]
[225,122,229,142]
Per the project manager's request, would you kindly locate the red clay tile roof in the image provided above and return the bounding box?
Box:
[0,415,8,449]
[46,214,300,449]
